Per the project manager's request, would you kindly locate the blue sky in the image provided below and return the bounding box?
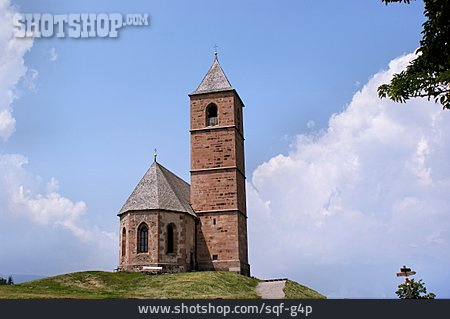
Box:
[2,0,449,298]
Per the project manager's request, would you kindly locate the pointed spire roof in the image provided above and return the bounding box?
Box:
[118,161,196,217]
[191,54,234,95]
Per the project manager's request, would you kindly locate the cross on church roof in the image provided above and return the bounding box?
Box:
[190,49,234,95]
[153,148,157,162]
[213,44,218,57]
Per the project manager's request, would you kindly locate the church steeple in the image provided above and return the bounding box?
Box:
[191,54,233,95]
[189,53,250,276]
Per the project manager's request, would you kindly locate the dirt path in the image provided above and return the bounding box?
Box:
[256,281,286,299]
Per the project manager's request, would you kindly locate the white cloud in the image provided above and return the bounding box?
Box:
[0,0,33,140]
[14,185,117,245]
[0,0,117,275]
[13,184,116,246]
[23,68,39,92]
[0,153,117,246]
[0,109,15,140]
[248,53,450,298]
[49,47,58,62]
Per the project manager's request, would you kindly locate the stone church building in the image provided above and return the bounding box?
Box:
[117,54,250,276]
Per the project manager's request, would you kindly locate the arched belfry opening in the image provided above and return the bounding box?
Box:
[206,104,218,126]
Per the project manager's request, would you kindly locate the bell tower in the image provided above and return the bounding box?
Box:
[189,54,250,276]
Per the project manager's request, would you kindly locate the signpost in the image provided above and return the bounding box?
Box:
[396,265,416,278]
[396,265,416,299]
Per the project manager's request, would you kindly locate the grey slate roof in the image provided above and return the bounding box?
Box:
[119,161,196,217]
[191,55,234,95]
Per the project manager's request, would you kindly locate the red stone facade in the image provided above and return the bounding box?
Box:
[118,59,250,276]
[190,90,250,276]
[118,210,196,272]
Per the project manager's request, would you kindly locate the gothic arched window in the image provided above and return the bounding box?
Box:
[121,227,126,257]
[137,223,148,253]
[206,104,218,126]
[167,224,175,254]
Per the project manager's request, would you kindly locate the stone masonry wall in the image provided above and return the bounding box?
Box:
[190,88,250,276]
[190,91,238,130]
[196,211,249,275]
[118,210,195,273]
[158,212,196,272]
[191,169,238,213]
[119,211,158,270]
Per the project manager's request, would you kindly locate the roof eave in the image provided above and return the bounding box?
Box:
[118,208,197,218]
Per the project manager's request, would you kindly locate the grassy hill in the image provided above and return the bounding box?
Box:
[0,271,325,299]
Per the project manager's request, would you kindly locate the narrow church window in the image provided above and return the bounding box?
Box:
[121,227,126,257]
[137,223,148,253]
[236,107,241,130]
[206,104,218,126]
[213,218,216,225]
[167,224,175,254]
[212,255,218,261]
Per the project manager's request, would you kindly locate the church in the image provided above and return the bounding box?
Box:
[117,53,250,276]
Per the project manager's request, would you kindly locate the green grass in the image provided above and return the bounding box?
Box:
[0,271,261,299]
[283,280,326,299]
[0,271,325,299]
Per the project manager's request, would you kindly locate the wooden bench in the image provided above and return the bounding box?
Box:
[141,266,163,274]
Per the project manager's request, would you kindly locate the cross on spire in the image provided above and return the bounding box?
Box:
[153,148,157,162]
[213,44,218,57]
